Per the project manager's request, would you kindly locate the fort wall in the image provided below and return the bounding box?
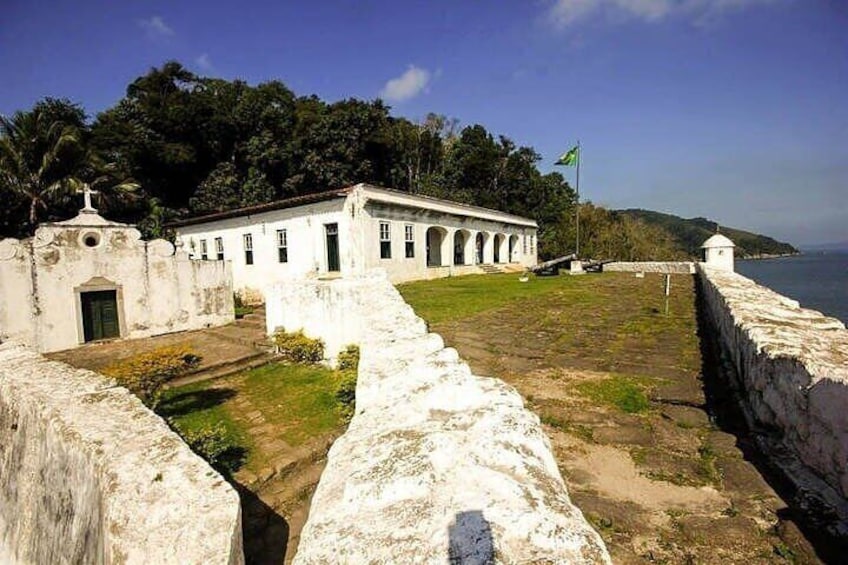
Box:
[697,265,848,530]
[0,342,244,564]
[266,271,610,563]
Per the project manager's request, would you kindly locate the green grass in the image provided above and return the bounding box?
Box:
[159,362,343,473]
[239,363,341,447]
[396,273,566,324]
[159,383,251,470]
[575,374,656,414]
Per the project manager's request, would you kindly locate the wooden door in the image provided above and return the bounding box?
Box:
[325,223,340,272]
[81,290,119,342]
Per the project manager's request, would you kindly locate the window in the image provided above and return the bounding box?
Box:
[523,235,528,254]
[276,229,288,263]
[379,221,391,259]
[215,237,224,260]
[200,239,208,261]
[243,233,253,265]
[530,235,536,254]
[404,224,414,258]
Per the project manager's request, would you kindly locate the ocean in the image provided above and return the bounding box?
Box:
[736,251,848,324]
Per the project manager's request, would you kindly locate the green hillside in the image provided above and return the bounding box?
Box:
[618,209,798,259]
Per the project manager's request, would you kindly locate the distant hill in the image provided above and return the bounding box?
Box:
[617,209,799,259]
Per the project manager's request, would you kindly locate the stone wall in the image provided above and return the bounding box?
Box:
[603,261,696,274]
[0,341,244,564]
[267,272,610,564]
[697,266,848,523]
[0,216,233,353]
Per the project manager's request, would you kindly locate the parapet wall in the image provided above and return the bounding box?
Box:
[603,261,695,274]
[697,266,848,508]
[0,342,244,564]
[267,272,610,564]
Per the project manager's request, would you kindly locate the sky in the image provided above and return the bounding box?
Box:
[2,0,846,246]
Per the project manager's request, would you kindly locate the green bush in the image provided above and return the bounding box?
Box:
[334,370,357,422]
[103,345,201,409]
[337,344,360,372]
[273,330,325,364]
[174,421,242,473]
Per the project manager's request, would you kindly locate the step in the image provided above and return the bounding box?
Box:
[167,351,278,387]
[205,325,269,349]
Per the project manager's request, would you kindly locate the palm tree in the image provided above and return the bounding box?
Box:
[0,99,138,230]
[0,104,85,226]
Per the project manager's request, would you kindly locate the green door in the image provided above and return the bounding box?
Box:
[81,290,119,342]
[325,223,340,272]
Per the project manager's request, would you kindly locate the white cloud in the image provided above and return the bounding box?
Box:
[139,16,174,39]
[546,0,777,28]
[379,65,431,103]
[195,53,213,72]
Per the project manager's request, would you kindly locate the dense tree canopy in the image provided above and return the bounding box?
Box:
[1,61,700,259]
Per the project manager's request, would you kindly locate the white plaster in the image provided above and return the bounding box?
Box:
[0,341,243,564]
[268,272,610,564]
[698,266,848,506]
[174,184,539,301]
[603,261,696,274]
[0,212,233,353]
[701,233,735,272]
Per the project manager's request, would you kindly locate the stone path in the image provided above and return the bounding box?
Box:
[227,382,339,564]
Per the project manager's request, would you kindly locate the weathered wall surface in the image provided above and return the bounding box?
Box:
[0,213,233,353]
[698,266,848,512]
[0,341,244,564]
[603,261,695,274]
[268,272,610,564]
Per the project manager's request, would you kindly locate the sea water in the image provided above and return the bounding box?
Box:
[736,251,848,324]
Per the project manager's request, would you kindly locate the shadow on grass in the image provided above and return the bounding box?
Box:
[158,387,238,419]
[233,481,291,564]
[695,277,847,563]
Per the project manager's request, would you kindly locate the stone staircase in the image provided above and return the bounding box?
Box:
[168,306,278,387]
[478,263,504,275]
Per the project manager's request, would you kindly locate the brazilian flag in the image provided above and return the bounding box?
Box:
[555,145,579,166]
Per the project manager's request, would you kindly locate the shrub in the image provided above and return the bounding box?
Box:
[173,421,242,473]
[334,370,357,423]
[337,344,360,372]
[103,346,201,409]
[233,292,253,318]
[273,330,324,364]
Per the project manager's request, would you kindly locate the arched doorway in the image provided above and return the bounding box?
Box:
[475,233,485,264]
[493,233,505,263]
[454,230,470,265]
[426,226,447,267]
[508,234,519,262]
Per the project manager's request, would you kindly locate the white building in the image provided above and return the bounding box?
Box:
[0,204,233,353]
[701,233,735,272]
[171,183,539,301]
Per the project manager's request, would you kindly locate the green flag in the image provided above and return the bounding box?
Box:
[555,145,579,166]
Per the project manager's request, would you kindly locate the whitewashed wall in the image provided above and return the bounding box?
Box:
[0,218,233,353]
[603,261,696,274]
[175,198,350,302]
[175,185,539,299]
[698,265,848,517]
[267,272,609,563]
[0,342,243,564]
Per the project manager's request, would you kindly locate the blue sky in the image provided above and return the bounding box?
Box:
[2,0,846,245]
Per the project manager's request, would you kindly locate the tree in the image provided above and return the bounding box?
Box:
[0,99,87,230]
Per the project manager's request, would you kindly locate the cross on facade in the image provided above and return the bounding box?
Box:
[77,184,99,212]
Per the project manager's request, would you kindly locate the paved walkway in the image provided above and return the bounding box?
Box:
[48,308,275,384]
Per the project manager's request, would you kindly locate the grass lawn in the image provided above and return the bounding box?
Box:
[397,273,568,324]
[159,362,343,473]
[399,271,701,408]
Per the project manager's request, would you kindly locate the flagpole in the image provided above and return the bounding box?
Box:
[575,140,581,258]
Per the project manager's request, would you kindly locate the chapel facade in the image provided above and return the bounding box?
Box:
[171,183,539,301]
[0,200,234,353]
